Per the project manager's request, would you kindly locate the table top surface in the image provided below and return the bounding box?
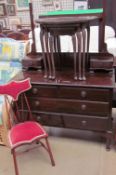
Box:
[13,70,115,89]
[37,15,102,25]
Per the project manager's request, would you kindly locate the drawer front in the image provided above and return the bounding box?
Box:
[63,115,109,131]
[27,85,58,98]
[33,113,63,127]
[58,87,110,101]
[29,98,109,116]
[27,85,111,102]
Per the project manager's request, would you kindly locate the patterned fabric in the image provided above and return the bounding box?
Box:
[0,97,4,125]
[0,61,22,125]
[0,61,22,84]
[0,38,25,61]
[0,38,26,125]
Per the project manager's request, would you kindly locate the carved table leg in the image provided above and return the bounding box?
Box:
[56,35,61,53]
[54,35,60,53]
[49,34,56,79]
[77,29,82,80]
[45,30,52,79]
[86,24,90,67]
[82,25,86,80]
[54,35,61,67]
[72,34,77,80]
[40,27,48,78]
[106,130,113,150]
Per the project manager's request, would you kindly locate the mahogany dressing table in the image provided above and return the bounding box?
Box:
[14,52,115,150]
[16,2,115,149]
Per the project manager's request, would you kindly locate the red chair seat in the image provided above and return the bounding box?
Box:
[9,121,48,149]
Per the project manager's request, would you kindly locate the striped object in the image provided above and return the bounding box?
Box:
[0,38,25,61]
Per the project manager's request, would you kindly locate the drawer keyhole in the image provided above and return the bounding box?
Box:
[35,101,40,106]
[81,104,86,110]
[81,120,87,126]
[81,91,87,98]
[32,88,38,94]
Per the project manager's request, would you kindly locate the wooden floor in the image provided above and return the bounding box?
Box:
[0,108,116,175]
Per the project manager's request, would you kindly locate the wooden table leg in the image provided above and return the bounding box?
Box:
[49,34,56,79]
[77,29,82,80]
[45,30,52,79]
[40,27,48,78]
[72,34,77,80]
[86,24,90,68]
[82,25,86,80]
[54,35,61,68]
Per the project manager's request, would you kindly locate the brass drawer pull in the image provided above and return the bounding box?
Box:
[81,91,87,98]
[81,120,87,126]
[81,104,86,110]
[35,101,40,106]
[32,88,38,94]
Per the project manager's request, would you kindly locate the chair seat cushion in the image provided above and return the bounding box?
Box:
[9,121,48,148]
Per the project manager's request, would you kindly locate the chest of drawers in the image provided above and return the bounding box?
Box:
[14,70,115,149]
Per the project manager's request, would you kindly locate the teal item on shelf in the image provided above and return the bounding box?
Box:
[42,8,103,16]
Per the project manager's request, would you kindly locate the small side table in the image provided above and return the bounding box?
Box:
[37,15,103,80]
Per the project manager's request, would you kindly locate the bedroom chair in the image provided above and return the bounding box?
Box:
[7,31,27,40]
[0,78,55,175]
[19,29,31,40]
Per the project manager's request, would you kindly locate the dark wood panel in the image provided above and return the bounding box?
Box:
[63,115,109,131]
[13,70,115,89]
[89,0,116,32]
[29,97,109,116]
[33,113,63,127]
[58,87,110,101]
[27,85,111,101]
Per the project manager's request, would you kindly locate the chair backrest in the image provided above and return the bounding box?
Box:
[7,31,27,40]
[0,78,32,126]
[19,29,31,35]
[19,29,31,39]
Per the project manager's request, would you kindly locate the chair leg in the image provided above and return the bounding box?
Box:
[45,138,55,166]
[12,149,19,175]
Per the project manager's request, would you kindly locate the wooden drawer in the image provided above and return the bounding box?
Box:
[58,87,111,101]
[27,85,111,102]
[33,113,63,127]
[63,115,109,131]
[29,98,109,116]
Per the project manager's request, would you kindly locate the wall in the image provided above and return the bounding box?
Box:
[16,0,116,33]
[17,0,74,25]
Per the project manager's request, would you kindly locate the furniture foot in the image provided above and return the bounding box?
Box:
[106,131,113,150]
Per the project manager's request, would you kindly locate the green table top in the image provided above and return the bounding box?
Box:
[41,8,103,16]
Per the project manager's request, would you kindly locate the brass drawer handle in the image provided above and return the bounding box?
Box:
[81,120,87,126]
[81,104,86,110]
[32,88,38,94]
[81,91,87,98]
[35,101,40,106]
